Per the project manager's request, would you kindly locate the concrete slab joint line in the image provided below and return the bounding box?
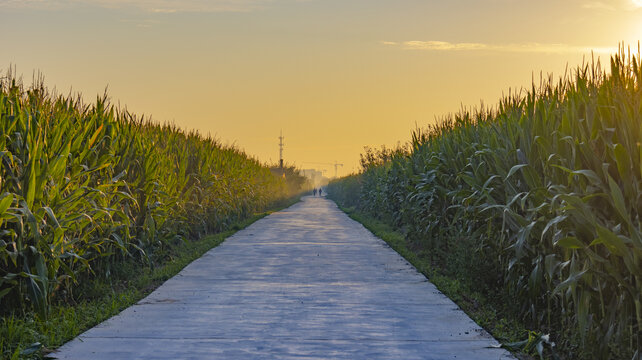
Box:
[54,196,515,360]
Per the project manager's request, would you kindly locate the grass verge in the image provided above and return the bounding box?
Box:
[0,197,301,360]
[338,205,534,360]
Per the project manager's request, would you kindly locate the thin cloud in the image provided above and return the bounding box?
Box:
[386,40,617,54]
[404,41,489,51]
[151,8,178,13]
[581,1,617,11]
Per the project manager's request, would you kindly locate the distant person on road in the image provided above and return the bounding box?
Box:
[313,188,317,197]
[318,188,323,196]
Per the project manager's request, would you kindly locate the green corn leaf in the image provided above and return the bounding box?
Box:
[26,152,37,208]
[0,193,13,214]
[541,215,567,241]
[42,206,61,229]
[505,163,528,181]
[0,287,12,301]
[607,175,629,225]
[555,236,584,249]
[553,269,587,295]
[613,143,629,178]
[593,224,628,256]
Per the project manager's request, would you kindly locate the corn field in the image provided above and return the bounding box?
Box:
[328,48,642,359]
[0,73,297,318]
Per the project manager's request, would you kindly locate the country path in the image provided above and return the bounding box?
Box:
[53,196,514,360]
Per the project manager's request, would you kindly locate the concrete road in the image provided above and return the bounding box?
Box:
[53,196,514,360]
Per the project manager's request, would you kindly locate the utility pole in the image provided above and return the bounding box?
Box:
[333,161,343,178]
[278,130,284,174]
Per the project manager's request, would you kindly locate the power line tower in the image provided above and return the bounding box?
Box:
[278,130,284,172]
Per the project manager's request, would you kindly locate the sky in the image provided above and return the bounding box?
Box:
[1,0,641,176]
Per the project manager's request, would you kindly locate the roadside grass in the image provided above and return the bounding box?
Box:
[338,205,534,360]
[0,197,300,360]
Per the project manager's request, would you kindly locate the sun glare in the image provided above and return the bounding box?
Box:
[633,0,642,7]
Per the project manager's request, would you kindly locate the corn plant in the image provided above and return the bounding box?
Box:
[328,45,642,359]
[0,72,302,318]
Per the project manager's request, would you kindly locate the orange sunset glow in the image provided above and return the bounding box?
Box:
[1,0,640,175]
